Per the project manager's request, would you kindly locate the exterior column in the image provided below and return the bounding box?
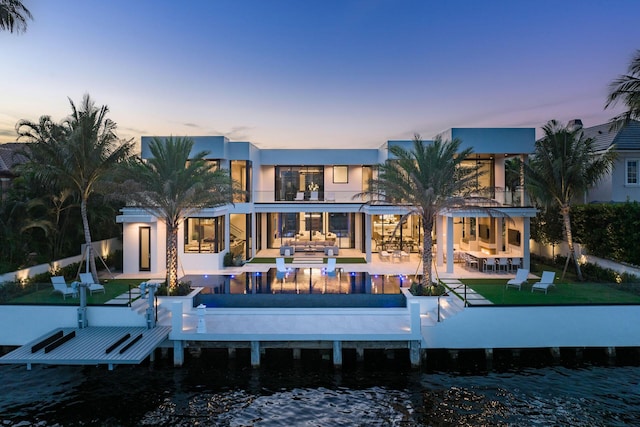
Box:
[523,217,531,270]
[365,214,372,263]
[436,215,444,267]
[519,154,526,207]
[446,216,454,273]
[496,218,503,253]
[494,156,506,205]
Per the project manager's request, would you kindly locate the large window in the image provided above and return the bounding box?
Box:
[460,157,494,197]
[268,212,355,249]
[231,160,252,202]
[184,216,225,253]
[627,159,639,185]
[275,166,324,201]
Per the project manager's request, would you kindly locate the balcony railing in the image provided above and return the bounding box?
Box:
[251,187,531,207]
[469,187,531,207]
[253,190,371,203]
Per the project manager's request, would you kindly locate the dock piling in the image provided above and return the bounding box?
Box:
[333,341,342,367]
[251,341,260,367]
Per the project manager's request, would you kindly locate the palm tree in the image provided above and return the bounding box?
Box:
[0,0,32,34]
[521,120,617,280]
[358,135,477,291]
[121,137,235,292]
[16,94,135,281]
[606,50,640,125]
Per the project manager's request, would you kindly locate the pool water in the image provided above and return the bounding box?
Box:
[184,268,411,295]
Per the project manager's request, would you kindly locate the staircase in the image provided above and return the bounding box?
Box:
[130,293,170,326]
[420,293,466,327]
[419,278,491,328]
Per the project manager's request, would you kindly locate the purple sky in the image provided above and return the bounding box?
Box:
[1,0,638,148]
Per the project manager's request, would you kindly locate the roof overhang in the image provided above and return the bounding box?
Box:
[116,215,157,223]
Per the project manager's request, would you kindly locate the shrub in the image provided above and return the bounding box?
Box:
[223,252,234,267]
[56,262,84,281]
[157,280,192,296]
[104,250,123,271]
[409,281,448,296]
[0,280,39,303]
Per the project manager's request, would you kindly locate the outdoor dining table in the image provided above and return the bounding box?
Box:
[464,251,521,272]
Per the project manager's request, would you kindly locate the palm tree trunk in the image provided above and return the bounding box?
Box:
[421,216,434,291]
[80,197,98,282]
[560,205,583,281]
[166,221,179,292]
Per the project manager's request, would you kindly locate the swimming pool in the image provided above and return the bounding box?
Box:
[185,268,411,307]
[184,268,410,295]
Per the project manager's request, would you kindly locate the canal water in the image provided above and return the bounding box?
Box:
[1,348,639,426]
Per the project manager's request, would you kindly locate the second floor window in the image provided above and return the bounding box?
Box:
[627,159,638,185]
[231,160,252,202]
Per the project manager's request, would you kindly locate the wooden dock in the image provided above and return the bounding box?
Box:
[0,326,170,370]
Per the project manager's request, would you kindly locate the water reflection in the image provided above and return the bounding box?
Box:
[185,270,411,295]
[2,349,640,426]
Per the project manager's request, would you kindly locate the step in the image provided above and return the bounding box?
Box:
[291,257,325,264]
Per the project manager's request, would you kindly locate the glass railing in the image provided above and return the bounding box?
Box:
[253,190,374,203]
[468,187,531,207]
[251,188,531,206]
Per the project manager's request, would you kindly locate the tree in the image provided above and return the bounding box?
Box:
[16,94,134,281]
[358,135,478,291]
[121,137,235,292]
[0,0,32,34]
[521,120,617,280]
[606,50,640,125]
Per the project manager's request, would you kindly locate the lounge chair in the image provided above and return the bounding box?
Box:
[294,191,305,201]
[505,268,529,291]
[276,257,287,273]
[78,273,106,295]
[50,276,77,300]
[531,271,556,294]
[326,257,337,277]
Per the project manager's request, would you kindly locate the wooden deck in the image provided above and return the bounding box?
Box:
[0,326,170,370]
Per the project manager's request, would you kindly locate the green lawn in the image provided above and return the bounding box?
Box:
[459,278,640,305]
[6,279,146,305]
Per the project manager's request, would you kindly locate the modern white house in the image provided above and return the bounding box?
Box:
[116,128,537,277]
[581,119,640,203]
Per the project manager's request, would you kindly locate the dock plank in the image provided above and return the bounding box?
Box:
[0,326,170,367]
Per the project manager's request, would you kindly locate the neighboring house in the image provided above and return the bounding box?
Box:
[0,142,28,200]
[116,129,537,276]
[582,120,640,203]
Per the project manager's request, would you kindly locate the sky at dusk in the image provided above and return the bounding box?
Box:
[1,0,639,149]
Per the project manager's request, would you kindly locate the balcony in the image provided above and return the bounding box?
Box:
[469,187,532,207]
[251,187,531,206]
[254,190,371,203]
